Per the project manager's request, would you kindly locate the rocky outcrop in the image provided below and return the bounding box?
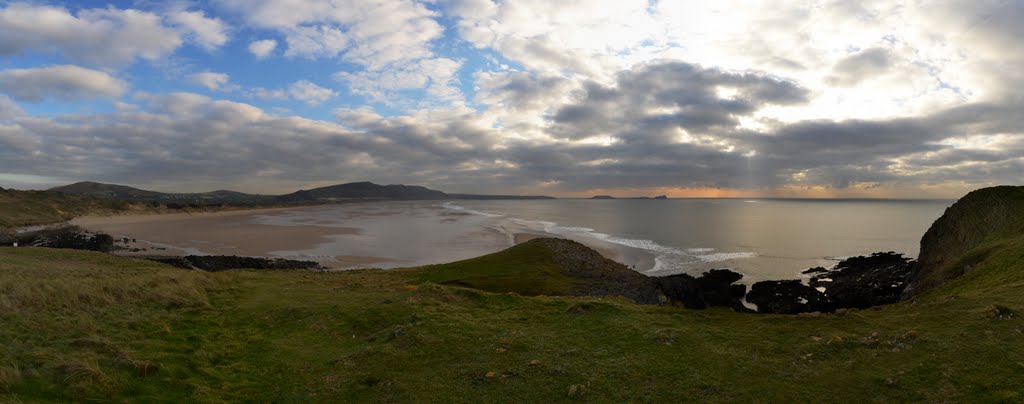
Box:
[529,238,662,304]
[746,280,833,314]
[906,186,1024,297]
[144,255,321,271]
[810,252,913,309]
[652,269,748,311]
[14,226,115,252]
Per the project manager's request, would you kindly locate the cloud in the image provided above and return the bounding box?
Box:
[220,0,443,68]
[1,1,1023,197]
[0,95,24,120]
[0,65,127,102]
[0,3,183,66]
[335,57,463,105]
[188,72,230,91]
[828,48,894,86]
[0,93,493,193]
[287,80,337,105]
[2,81,1021,196]
[549,62,809,141]
[248,39,277,59]
[168,10,229,51]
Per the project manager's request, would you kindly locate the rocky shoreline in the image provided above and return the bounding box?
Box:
[653,252,915,314]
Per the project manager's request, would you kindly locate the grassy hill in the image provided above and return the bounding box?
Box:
[2,238,1022,402]
[0,189,132,228]
[908,186,1024,297]
[2,186,1023,401]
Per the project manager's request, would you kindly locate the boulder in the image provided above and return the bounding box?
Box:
[696,269,746,307]
[653,269,747,311]
[652,273,705,309]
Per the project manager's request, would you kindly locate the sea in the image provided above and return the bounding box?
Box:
[441,198,953,282]
[242,198,952,282]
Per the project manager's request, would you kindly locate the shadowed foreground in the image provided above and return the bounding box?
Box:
[1,235,1022,402]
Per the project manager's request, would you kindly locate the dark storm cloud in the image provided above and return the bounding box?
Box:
[551,62,808,141]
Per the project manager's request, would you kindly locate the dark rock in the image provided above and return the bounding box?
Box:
[801,266,828,274]
[15,226,115,252]
[809,252,913,309]
[652,273,705,309]
[653,269,747,311]
[144,255,321,271]
[697,269,745,307]
[528,238,661,304]
[746,280,834,314]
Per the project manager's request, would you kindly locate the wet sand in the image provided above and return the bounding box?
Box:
[72,203,520,270]
[72,207,360,259]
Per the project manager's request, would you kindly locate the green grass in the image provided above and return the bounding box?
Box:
[1,242,1023,402]
[411,241,572,296]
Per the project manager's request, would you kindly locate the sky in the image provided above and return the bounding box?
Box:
[0,0,1022,198]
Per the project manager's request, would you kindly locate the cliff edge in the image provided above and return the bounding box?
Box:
[906,186,1024,297]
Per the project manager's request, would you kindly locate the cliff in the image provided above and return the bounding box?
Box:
[906,185,1024,297]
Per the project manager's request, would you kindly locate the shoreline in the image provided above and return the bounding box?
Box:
[71,202,522,270]
[72,205,360,262]
[69,203,651,272]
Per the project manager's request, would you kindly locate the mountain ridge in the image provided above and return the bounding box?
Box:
[50,181,555,203]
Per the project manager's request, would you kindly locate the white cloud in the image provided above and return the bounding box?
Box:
[168,10,229,51]
[0,65,127,102]
[0,3,182,66]
[248,39,277,59]
[335,57,463,104]
[188,72,230,91]
[288,80,337,105]
[221,0,443,68]
[245,87,288,101]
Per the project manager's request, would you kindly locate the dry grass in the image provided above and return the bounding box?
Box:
[0,364,21,392]
[0,247,230,316]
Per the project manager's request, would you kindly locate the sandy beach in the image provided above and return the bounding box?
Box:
[73,207,355,257]
[71,202,526,269]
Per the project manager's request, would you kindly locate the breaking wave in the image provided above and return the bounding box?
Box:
[442,202,756,274]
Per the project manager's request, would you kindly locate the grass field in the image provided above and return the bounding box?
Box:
[2,235,1022,402]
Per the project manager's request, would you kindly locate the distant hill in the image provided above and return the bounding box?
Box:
[590,195,667,199]
[448,193,555,200]
[50,181,555,204]
[51,181,165,199]
[51,182,273,204]
[279,181,448,202]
